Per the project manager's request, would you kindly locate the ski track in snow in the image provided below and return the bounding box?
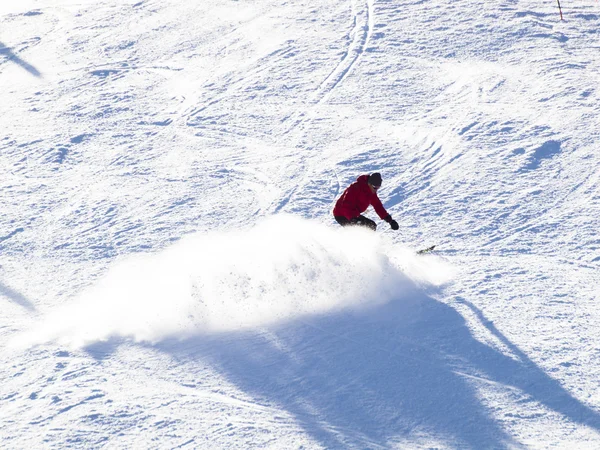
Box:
[317,0,374,102]
[2,0,600,448]
[281,0,374,133]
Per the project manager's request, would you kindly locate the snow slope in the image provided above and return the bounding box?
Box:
[1,0,600,448]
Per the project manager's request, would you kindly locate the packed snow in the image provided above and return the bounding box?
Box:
[1,0,600,448]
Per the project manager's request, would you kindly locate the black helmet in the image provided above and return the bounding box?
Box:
[368,172,382,187]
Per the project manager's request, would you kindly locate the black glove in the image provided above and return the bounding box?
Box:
[384,215,399,231]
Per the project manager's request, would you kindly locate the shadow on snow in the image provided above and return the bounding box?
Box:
[0,279,36,312]
[0,41,42,78]
[141,286,600,449]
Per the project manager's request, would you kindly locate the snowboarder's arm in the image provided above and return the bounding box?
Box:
[371,195,389,220]
[384,215,399,230]
[371,196,399,230]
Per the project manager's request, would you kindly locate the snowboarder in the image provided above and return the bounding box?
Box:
[333,173,399,231]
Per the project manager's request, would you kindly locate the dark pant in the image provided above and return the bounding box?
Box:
[334,215,377,231]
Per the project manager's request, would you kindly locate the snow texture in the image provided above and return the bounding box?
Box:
[11,216,450,348]
[1,0,600,448]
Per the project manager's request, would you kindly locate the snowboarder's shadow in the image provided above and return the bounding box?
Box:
[158,288,600,448]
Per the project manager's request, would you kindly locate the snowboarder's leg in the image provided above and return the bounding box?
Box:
[335,215,376,231]
[334,216,352,227]
[353,215,377,231]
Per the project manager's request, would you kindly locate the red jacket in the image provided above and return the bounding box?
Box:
[333,175,389,220]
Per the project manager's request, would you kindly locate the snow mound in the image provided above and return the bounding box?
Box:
[11,215,453,349]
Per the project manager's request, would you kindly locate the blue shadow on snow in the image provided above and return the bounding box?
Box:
[0,41,42,78]
[0,279,36,312]
[152,284,600,448]
[523,140,561,171]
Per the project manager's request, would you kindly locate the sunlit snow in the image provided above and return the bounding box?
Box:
[2,0,600,448]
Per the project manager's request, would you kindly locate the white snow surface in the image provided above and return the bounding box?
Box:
[1,0,600,448]
[12,216,449,349]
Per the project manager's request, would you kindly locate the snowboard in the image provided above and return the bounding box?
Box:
[416,245,436,255]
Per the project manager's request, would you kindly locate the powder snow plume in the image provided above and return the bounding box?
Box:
[11,215,454,349]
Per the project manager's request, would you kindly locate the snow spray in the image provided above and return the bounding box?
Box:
[10,215,454,349]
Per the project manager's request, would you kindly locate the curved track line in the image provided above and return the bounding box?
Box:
[316,0,374,104]
[316,0,373,104]
[280,0,374,136]
[273,0,375,215]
